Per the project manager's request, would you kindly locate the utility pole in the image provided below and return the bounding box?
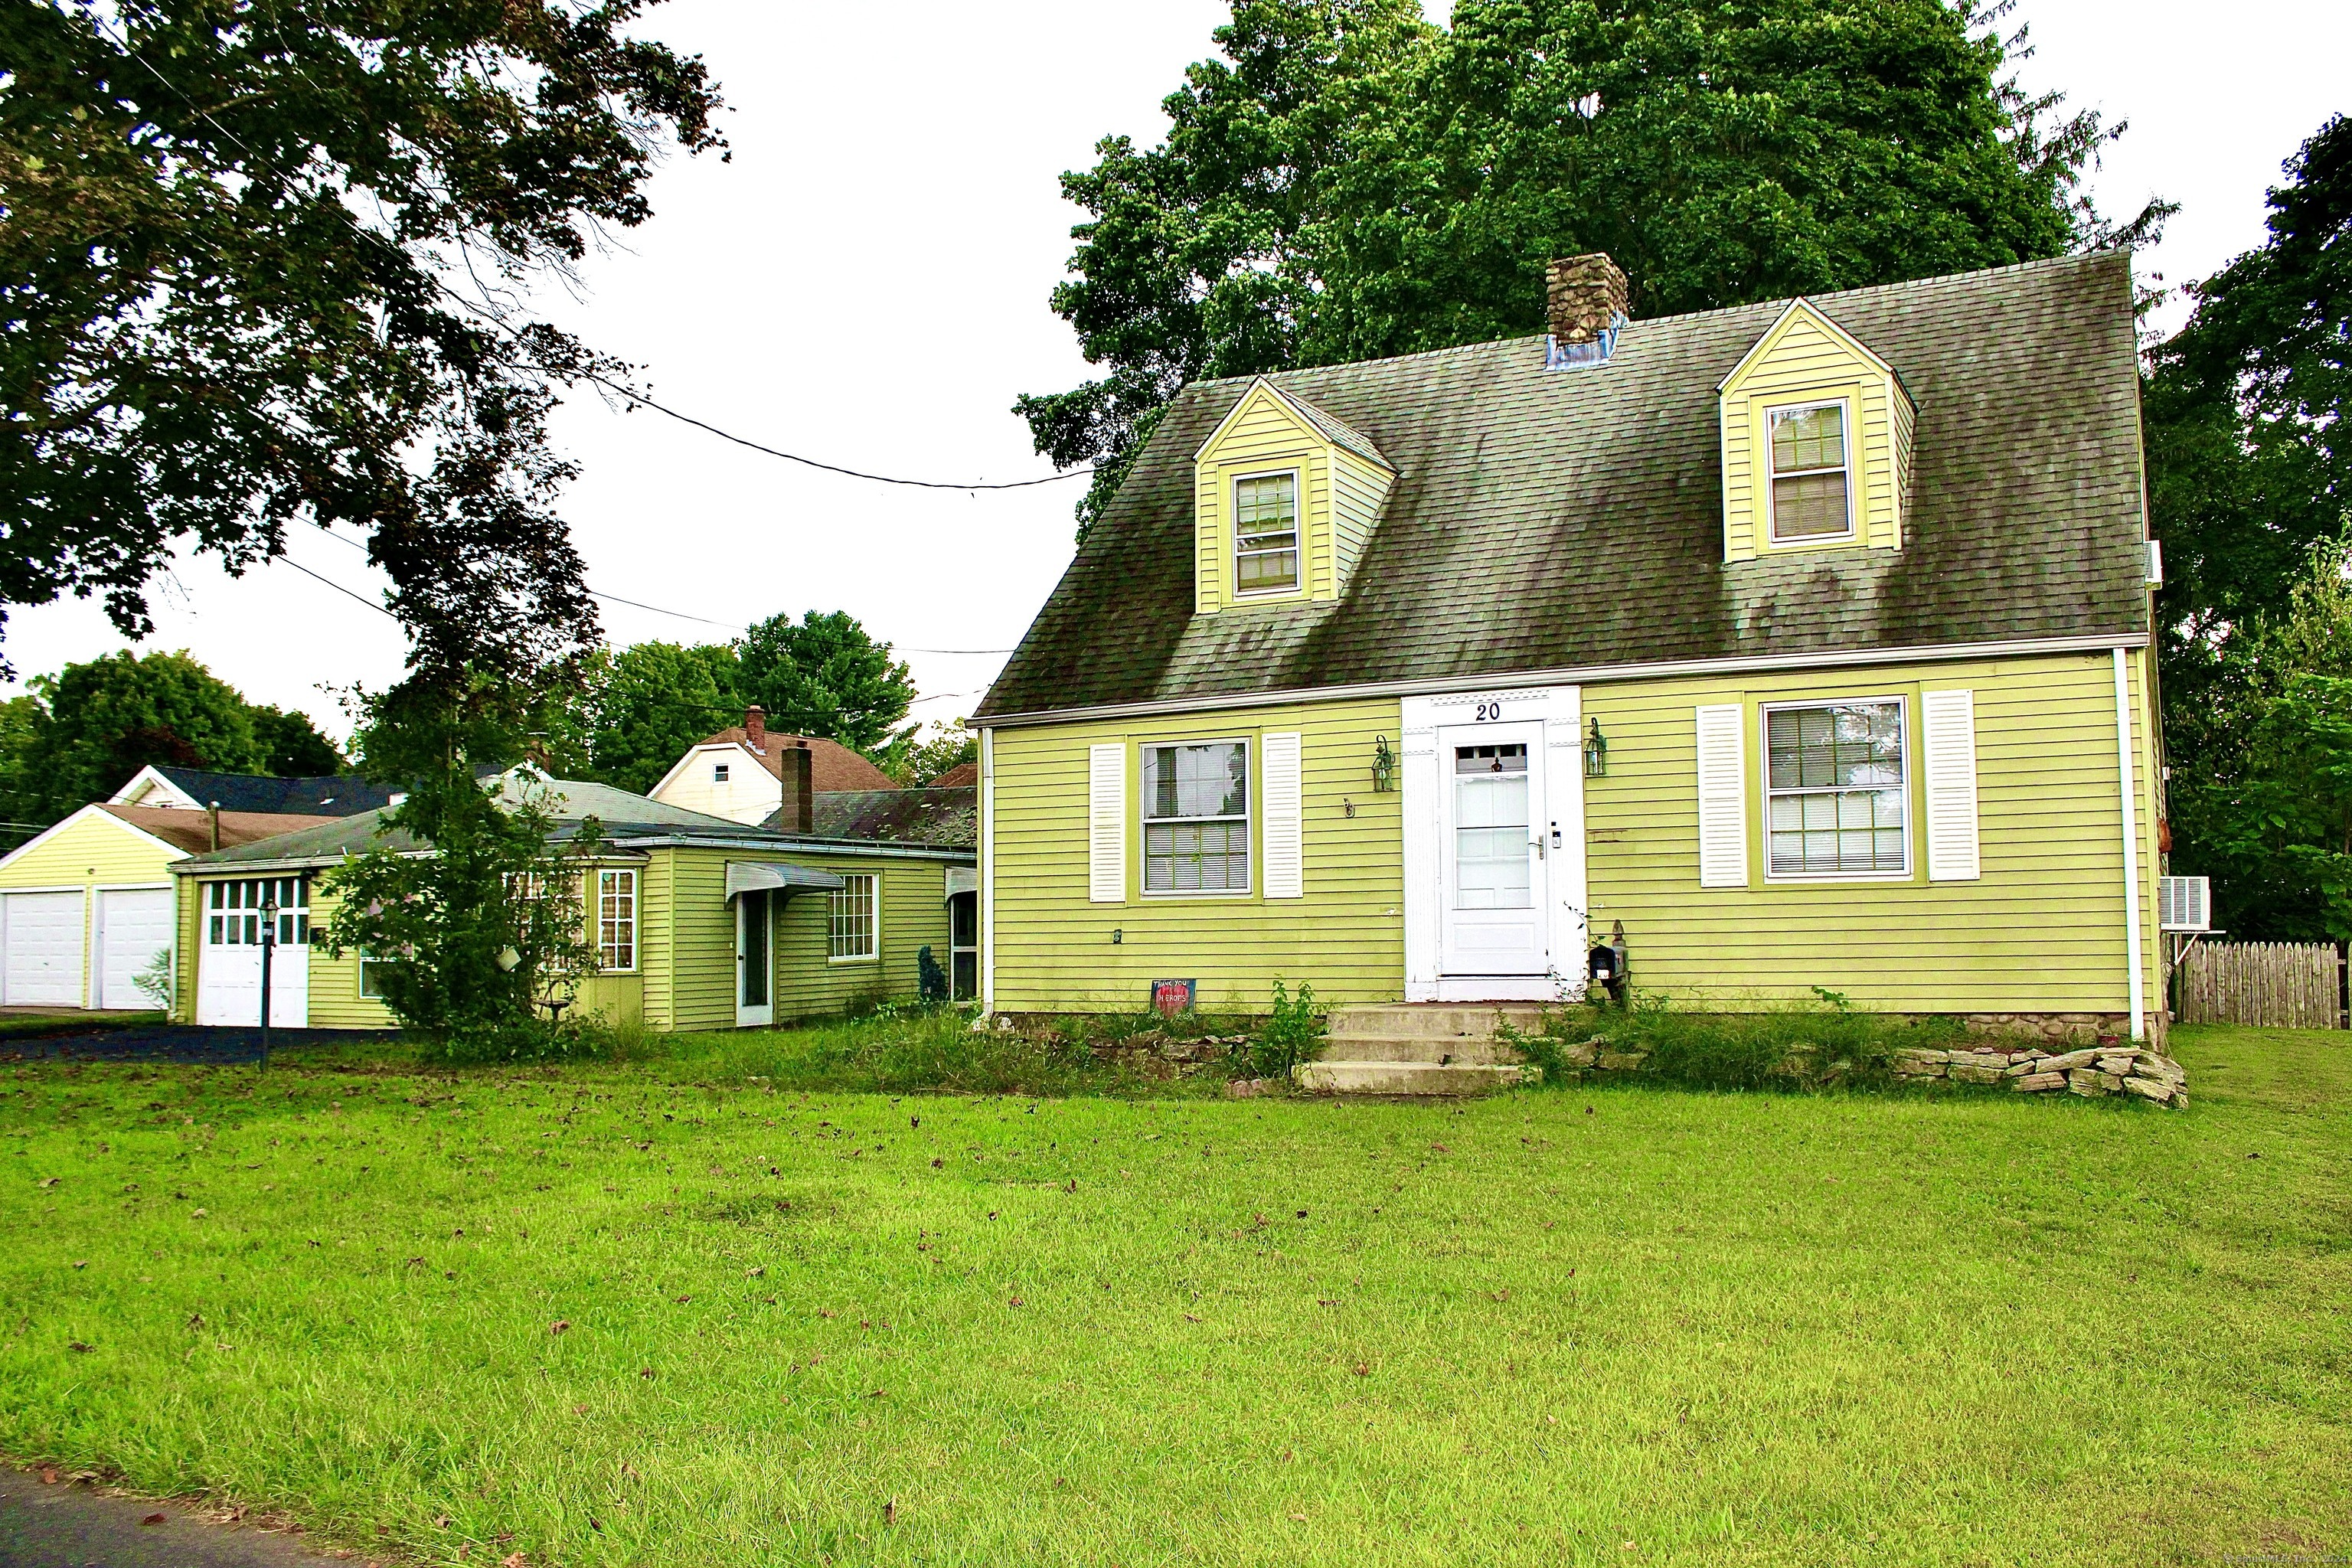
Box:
[258,894,276,1073]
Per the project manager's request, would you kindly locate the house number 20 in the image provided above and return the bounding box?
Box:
[1474,699,1505,720]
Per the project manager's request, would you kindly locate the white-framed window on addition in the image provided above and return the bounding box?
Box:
[1142,740,1251,894]
[204,877,309,947]
[1764,699,1908,878]
[713,762,730,783]
[829,874,878,962]
[1233,471,1299,595]
[1766,400,1854,543]
[359,952,394,999]
[598,868,638,972]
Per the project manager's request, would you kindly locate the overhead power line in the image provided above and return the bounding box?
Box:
[85,11,1092,497]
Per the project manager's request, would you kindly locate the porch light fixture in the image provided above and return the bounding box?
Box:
[1583,717,1609,777]
[1372,735,1397,793]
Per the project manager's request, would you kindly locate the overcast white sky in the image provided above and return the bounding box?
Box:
[8,0,2347,744]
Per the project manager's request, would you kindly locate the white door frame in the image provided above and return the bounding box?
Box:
[735,889,773,1028]
[1403,684,1590,1002]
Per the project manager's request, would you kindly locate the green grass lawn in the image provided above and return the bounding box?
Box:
[2,1022,2345,1566]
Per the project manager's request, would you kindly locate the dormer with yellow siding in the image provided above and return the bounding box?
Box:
[1717,299,1915,563]
[1192,377,1393,615]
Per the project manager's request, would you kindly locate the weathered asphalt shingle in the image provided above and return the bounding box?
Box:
[978,253,2148,720]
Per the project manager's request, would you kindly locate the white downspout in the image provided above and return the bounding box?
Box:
[2113,648,2146,1040]
[978,726,995,1018]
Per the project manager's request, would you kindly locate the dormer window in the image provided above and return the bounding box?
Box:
[1767,402,1853,543]
[1234,472,1300,596]
[713,763,730,784]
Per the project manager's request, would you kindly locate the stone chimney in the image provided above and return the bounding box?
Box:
[1547,253,1631,346]
[743,704,767,753]
[776,740,812,835]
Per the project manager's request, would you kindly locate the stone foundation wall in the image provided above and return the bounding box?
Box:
[1958,1011,2170,1050]
[1893,1044,2187,1106]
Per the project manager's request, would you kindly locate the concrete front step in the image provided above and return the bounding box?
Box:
[1324,1004,1550,1042]
[1294,1060,1534,1096]
[1317,1034,1525,1066]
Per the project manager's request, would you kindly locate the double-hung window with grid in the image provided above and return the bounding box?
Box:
[598,869,637,971]
[1766,401,1853,543]
[829,874,877,961]
[1765,700,1908,877]
[1142,741,1250,893]
[1233,472,1299,595]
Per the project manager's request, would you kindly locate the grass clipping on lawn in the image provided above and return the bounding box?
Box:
[0,1023,2345,1566]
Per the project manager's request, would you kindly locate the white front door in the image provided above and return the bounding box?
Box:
[1438,724,1550,978]
[736,889,773,1027]
[94,888,173,1010]
[196,877,309,1027]
[2,891,85,1006]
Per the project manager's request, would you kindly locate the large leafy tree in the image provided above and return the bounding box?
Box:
[1020,0,2163,540]
[2145,114,2352,938]
[580,639,741,794]
[735,611,916,757]
[0,0,723,693]
[0,648,346,822]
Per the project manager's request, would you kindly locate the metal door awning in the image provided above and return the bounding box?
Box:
[944,867,978,901]
[725,861,843,900]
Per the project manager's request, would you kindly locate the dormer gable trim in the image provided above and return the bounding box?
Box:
[648,740,765,801]
[1192,378,1394,472]
[1717,298,1911,412]
[109,765,206,810]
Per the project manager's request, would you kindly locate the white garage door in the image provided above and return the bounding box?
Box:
[96,888,174,1011]
[3,891,85,1006]
[195,877,309,1027]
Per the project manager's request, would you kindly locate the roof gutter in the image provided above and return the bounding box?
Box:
[974,631,2151,731]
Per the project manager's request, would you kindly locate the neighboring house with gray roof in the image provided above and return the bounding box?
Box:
[166,766,977,1032]
[974,252,2168,1055]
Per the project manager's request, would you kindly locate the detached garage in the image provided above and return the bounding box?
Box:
[0,803,333,1010]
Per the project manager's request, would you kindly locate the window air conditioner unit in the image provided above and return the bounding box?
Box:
[2158,875,2210,933]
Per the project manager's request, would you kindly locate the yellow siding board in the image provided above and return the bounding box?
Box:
[991,697,1405,1013]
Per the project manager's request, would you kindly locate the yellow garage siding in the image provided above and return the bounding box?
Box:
[171,877,201,1023]
[990,697,1405,1014]
[1720,304,1908,560]
[1194,384,1336,612]
[0,809,182,1007]
[1584,649,2161,1017]
[772,855,954,1023]
[303,884,397,1029]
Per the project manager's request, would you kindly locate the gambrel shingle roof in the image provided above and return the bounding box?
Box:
[978,252,2148,721]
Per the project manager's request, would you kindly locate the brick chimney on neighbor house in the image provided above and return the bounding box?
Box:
[1547,253,1630,346]
[776,740,813,835]
[743,704,768,753]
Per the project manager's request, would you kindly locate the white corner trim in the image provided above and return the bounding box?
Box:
[2114,648,2146,1040]
[979,727,996,1018]
[107,765,204,809]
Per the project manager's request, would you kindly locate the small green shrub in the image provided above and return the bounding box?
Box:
[917,946,949,1004]
[1513,993,1965,1093]
[1243,980,1323,1081]
[429,1016,601,1065]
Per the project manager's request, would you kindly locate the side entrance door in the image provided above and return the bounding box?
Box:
[94,887,174,1010]
[195,877,309,1027]
[1437,722,1550,979]
[736,888,773,1027]
[948,890,978,1001]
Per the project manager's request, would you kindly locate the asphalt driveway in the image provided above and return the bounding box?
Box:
[2,1024,394,1066]
[0,1468,346,1568]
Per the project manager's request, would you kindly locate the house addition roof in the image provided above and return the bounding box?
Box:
[792,787,977,850]
[102,804,341,856]
[977,252,2149,722]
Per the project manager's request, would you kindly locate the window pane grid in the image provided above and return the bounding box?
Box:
[1142,741,1250,893]
[1768,403,1851,541]
[203,878,308,944]
[1765,701,1906,877]
[1233,473,1298,593]
[828,874,877,960]
[598,869,637,970]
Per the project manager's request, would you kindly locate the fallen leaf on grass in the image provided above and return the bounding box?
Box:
[36,1178,57,1188]
[929,1158,943,1168]
[71,1260,87,1269]
[548,1320,569,1334]
[191,1207,207,1218]
[1351,1361,1370,1377]
[501,1553,528,1567]
[141,1512,166,1527]
[1429,1145,1449,1154]
[674,1295,692,1304]
[38,1468,57,1485]
[1184,1313,1200,1323]
[1007,1297,1024,1308]
[67,1341,92,1354]
[1318,1299,1338,1308]
[745,1267,765,1279]
[884,1496,897,1526]
[638,1368,656,1380]
[1491,1290,1511,1303]
[869,1387,886,1399]
[572,1404,589,1416]
[1289,1513,1308,1524]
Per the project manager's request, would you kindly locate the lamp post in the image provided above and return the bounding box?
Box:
[258,895,276,1073]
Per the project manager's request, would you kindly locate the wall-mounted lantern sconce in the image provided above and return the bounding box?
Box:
[1371,734,1396,793]
[1583,717,1609,777]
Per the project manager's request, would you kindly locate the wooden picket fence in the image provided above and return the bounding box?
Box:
[2173,940,2344,1030]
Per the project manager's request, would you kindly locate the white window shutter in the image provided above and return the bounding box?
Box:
[1263,732,1304,898]
[1921,688,1981,881]
[1088,743,1126,903]
[1695,704,1748,888]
